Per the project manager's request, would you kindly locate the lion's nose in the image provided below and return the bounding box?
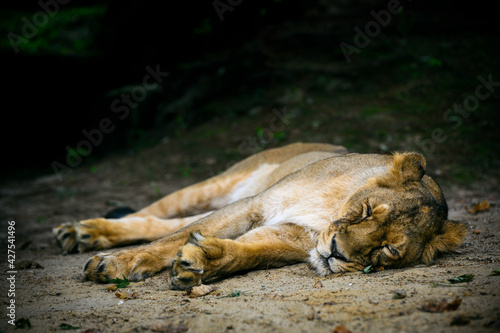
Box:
[329,236,348,262]
[329,235,337,254]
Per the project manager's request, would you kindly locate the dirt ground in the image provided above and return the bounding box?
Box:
[1,141,499,333]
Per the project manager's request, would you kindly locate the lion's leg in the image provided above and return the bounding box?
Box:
[170,224,317,290]
[53,212,212,254]
[54,158,280,254]
[53,168,263,254]
[130,173,250,219]
[82,196,266,282]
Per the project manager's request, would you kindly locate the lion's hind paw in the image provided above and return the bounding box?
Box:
[53,223,79,254]
[53,218,113,254]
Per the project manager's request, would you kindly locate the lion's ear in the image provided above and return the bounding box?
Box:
[396,152,426,183]
[377,153,427,187]
[421,220,468,264]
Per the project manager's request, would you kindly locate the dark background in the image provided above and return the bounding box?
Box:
[1,0,499,184]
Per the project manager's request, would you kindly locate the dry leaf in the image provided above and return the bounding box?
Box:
[465,200,491,214]
[115,291,137,300]
[107,285,118,292]
[420,297,462,313]
[333,324,352,333]
[187,284,217,298]
[445,297,462,311]
[313,280,323,288]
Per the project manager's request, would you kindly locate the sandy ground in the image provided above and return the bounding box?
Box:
[1,148,499,333]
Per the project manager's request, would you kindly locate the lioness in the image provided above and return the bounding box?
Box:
[54,143,467,290]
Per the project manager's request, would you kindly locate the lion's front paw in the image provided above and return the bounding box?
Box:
[170,232,232,290]
[53,219,113,254]
[83,248,163,282]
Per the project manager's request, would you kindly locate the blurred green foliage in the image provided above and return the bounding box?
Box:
[193,18,213,35]
[0,5,107,55]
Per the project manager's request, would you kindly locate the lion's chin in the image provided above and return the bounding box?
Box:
[309,249,338,275]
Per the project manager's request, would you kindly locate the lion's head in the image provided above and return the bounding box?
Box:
[310,152,467,275]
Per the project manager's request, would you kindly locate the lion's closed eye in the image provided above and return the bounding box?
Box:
[368,244,400,266]
[362,202,372,219]
[180,260,192,267]
[383,245,400,258]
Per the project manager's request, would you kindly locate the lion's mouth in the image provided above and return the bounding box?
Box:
[325,252,349,274]
[310,236,355,275]
[314,250,349,276]
[321,252,348,272]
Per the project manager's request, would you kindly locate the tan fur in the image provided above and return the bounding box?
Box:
[53,143,467,289]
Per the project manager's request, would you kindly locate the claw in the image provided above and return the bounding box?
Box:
[82,249,163,283]
[53,219,113,254]
[53,223,79,254]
